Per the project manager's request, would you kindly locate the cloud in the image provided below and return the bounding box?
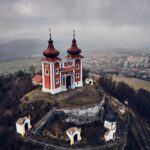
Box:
[13,1,35,16]
[0,0,150,49]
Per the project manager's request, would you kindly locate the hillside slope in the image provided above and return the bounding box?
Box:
[113,76,150,92]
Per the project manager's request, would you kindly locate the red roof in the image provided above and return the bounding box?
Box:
[32,75,42,84]
[67,38,81,55]
[43,36,59,58]
[61,66,74,72]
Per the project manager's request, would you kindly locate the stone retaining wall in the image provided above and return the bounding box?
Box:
[32,95,105,133]
[57,101,103,124]
[56,93,105,124]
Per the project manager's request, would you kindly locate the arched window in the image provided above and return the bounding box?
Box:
[45,69,49,75]
[76,64,79,69]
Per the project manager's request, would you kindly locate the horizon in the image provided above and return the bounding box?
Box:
[0,0,150,51]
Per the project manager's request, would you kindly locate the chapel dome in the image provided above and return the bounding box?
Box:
[43,32,59,58]
[67,31,81,55]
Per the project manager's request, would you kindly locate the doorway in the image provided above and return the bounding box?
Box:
[66,76,71,89]
[25,123,28,131]
[74,134,78,143]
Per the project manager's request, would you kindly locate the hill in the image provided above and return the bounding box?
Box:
[0,58,40,74]
[0,39,45,62]
[113,76,150,92]
[0,39,66,62]
[20,84,102,108]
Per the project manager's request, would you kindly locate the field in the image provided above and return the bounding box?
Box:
[0,58,40,74]
[0,58,90,75]
[113,76,150,92]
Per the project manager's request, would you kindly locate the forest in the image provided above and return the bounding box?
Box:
[0,68,89,150]
[1,69,148,150]
[0,71,43,150]
[99,76,150,123]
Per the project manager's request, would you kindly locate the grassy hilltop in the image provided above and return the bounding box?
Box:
[113,76,150,92]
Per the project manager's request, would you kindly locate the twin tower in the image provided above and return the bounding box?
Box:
[41,31,83,94]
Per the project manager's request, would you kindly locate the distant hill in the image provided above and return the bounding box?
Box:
[0,39,66,62]
[0,39,45,62]
[110,47,150,55]
[1,39,149,63]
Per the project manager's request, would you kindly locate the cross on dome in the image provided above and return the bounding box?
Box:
[42,28,59,58]
[67,30,81,55]
[49,28,51,40]
[73,30,75,39]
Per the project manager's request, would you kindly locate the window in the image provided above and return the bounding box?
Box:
[55,68,59,74]
[56,78,59,84]
[76,73,79,78]
[76,64,79,69]
[45,69,49,75]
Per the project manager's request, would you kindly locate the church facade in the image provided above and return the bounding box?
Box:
[41,31,83,94]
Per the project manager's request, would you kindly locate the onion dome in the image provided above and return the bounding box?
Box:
[67,30,81,55]
[43,29,59,58]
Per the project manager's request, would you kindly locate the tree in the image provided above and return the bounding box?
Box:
[82,68,90,81]
[99,76,150,123]
[29,65,36,76]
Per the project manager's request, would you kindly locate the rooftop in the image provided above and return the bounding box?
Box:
[32,75,42,84]
[16,117,29,125]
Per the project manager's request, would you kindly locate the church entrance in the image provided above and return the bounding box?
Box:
[66,75,71,89]
[25,123,28,131]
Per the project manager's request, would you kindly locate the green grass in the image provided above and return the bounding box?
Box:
[113,76,150,92]
[21,87,55,104]
[0,58,40,74]
[0,58,89,75]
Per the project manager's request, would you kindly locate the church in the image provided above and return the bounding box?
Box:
[33,30,83,94]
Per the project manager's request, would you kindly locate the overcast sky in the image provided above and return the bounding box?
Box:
[0,0,150,50]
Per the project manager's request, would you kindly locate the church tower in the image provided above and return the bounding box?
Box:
[41,30,83,95]
[41,30,61,94]
[66,30,83,87]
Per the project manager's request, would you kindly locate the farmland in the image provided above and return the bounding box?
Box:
[113,76,150,92]
[0,58,40,74]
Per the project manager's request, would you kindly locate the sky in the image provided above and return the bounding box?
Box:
[0,0,150,50]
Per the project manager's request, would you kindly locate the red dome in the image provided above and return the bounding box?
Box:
[67,38,81,55]
[43,38,59,58]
